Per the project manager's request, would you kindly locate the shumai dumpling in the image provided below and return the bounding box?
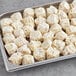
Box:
[71,18,76,26]
[35,7,46,17]
[37,22,49,34]
[50,24,62,33]
[68,7,76,19]
[23,8,34,17]
[59,1,70,13]
[23,16,34,27]
[3,33,15,44]
[28,40,41,52]
[14,36,28,47]
[10,12,22,21]
[5,43,17,55]
[35,16,46,25]
[9,52,23,65]
[62,43,76,55]
[52,39,65,51]
[60,18,70,30]
[41,39,52,50]
[47,5,58,16]
[58,10,68,20]
[22,55,34,65]
[47,14,59,25]
[0,18,12,27]
[65,34,76,45]
[33,47,45,61]
[23,25,34,37]
[30,30,42,41]
[54,31,67,40]
[43,31,54,40]
[17,45,31,55]
[2,26,13,34]
[14,29,25,37]
[46,47,60,59]
[11,21,23,29]
[66,25,76,35]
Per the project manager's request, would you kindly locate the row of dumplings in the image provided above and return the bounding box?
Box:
[1,0,76,65]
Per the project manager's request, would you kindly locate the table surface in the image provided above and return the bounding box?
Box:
[0,0,76,76]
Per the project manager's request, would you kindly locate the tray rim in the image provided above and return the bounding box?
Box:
[0,0,75,72]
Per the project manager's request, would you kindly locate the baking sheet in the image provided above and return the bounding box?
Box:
[0,0,75,72]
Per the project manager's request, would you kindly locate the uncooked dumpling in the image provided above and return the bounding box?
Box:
[35,7,46,17]
[9,52,23,65]
[22,55,34,65]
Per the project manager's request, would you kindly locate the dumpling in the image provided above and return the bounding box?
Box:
[28,40,41,52]
[9,52,23,65]
[2,26,13,34]
[22,55,34,65]
[23,25,34,37]
[5,43,17,55]
[65,34,76,45]
[10,12,22,21]
[52,39,65,51]
[71,18,76,26]
[11,21,23,29]
[46,47,60,59]
[47,14,59,26]
[23,8,34,17]
[0,18,12,27]
[50,24,62,33]
[47,5,58,16]
[14,29,25,37]
[35,16,46,25]
[14,36,28,47]
[54,31,67,40]
[66,25,76,35]
[3,33,15,44]
[58,10,68,20]
[59,1,70,13]
[33,47,45,61]
[60,18,70,30]
[17,45,31,55]
[23,16,34,27]
[62,43,76,55]
[37,22,49,34]
[30,30,42,41]
[43,31,54,40]
[41,39,52,50]
[35,7,46,17]
[68,7,76,19]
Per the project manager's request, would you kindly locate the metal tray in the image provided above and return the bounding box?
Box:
[0,0,75,72]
